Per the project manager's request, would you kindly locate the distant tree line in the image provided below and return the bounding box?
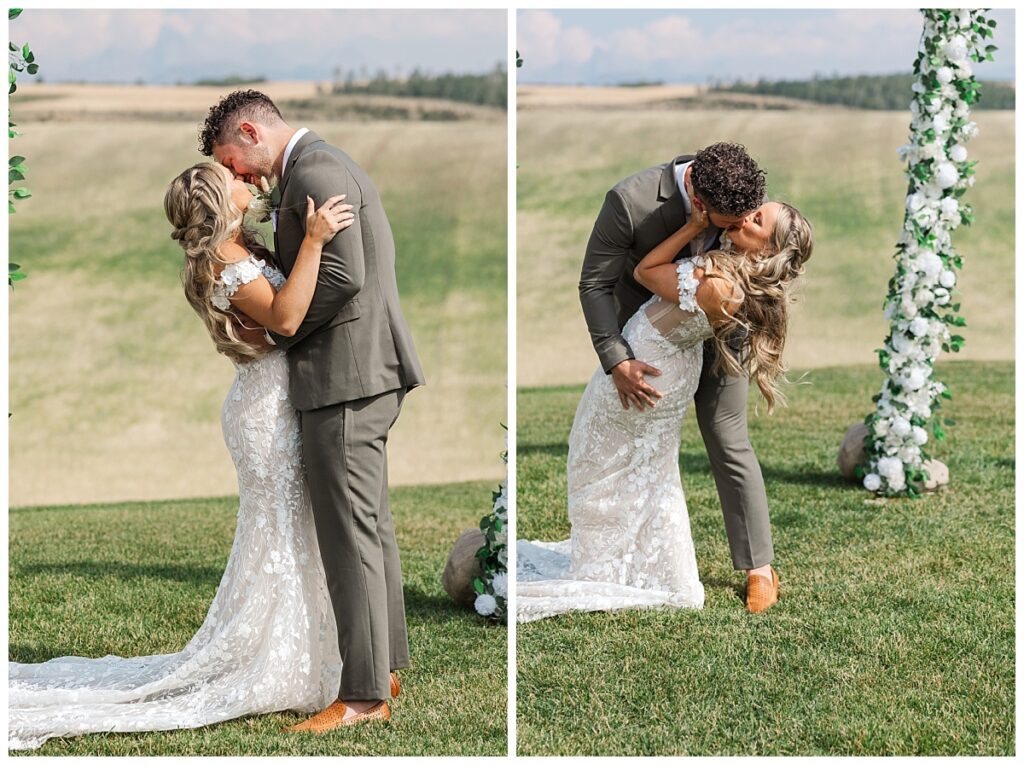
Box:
[329,63,507,109]
[713,73,1014,110]
[192,75,267,87]
[615,79,665,88]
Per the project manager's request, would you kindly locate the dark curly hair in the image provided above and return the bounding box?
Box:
[198,90,284,156]
[690,142,766,218]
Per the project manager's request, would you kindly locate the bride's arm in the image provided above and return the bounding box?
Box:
[633,209,708,302]
[217,195,352,337]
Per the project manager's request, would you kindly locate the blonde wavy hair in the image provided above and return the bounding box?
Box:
[164,162,273,364]
[704,203,814,413]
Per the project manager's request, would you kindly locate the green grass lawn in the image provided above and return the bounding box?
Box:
[9,481,506,756]
[516,361,1013,756]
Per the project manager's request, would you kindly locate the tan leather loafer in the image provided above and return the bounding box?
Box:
[390,672,401,698]
[283,700,391,733]
[746,566,779,613]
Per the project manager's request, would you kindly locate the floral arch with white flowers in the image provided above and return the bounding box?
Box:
[857,9,998,496]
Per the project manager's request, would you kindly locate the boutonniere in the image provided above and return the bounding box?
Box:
[247,176,278,224]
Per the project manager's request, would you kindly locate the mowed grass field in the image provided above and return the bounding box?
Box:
[10,482,506,756]
[516,361,1013,755]
[517,106,1014,387]
[9,85,507,506]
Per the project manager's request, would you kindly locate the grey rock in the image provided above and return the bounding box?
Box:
[915,459,950,492]
[837,422,869,481]
[442,528,485,608]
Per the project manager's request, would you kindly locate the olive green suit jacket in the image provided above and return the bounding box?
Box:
[268,131,425,410]
[579,154,713,373]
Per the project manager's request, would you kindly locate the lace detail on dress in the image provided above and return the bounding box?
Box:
[211,255,286,311]
[8,351,342,750]
[640,255,713,351]
[516,281,715,622]
[261,260,286,290]
[676,254,704,312]
[212,256,264,311]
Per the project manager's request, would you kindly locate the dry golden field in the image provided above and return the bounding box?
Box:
[517,103,1014,388]
[518,83,701,109]
[9,84,507,506]
[517,83,830,111]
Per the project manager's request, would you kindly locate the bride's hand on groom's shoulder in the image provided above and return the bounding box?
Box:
[304,194,355,247]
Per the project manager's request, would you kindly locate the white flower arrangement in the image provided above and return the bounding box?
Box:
[862,9,996,497]
[472,431,507,622]
[246,176,275,223]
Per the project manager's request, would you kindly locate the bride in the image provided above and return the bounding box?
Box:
[9,162,359,750]
[516,202,814,623]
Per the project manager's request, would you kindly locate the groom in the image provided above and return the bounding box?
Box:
[580,142,779,613]
[201,90,425,728]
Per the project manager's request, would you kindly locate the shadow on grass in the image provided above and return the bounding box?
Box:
[16,561,225,586]
[700,577,745,604]
[516,443,569,458]
[9,643,93,663]
[10,589,501,666]
[403,586,505,630]
[520,444,848,491]
[758,463,848,490]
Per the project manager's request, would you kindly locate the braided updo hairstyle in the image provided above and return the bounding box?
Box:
[705,203,814,412]
[164,162,270,363]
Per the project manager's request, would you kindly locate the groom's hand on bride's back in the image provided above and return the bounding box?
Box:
[611,359,662,411]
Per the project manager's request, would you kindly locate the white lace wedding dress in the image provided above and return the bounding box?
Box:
[517,256,713,623]
[9,256,342,750]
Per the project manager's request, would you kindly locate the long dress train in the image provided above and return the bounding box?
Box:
[517,256,714,623]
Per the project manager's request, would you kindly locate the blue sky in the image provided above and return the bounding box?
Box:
[11,9,506,84]
[517,9,1015,85]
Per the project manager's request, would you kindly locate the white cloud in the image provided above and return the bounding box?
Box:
[518,10,597,70]
[516,9,1015,84]
[562,26,598,66]
[13,9,505,83]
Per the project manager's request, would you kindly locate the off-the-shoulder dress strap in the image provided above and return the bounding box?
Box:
[219,254,267,298]
[675,255,705,311]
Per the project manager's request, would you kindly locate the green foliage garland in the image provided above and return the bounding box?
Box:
[9,8,38,286]
[471,433,507,623]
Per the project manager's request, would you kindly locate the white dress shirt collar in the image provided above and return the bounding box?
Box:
[281,127,310,179]
[674,160,693,216]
